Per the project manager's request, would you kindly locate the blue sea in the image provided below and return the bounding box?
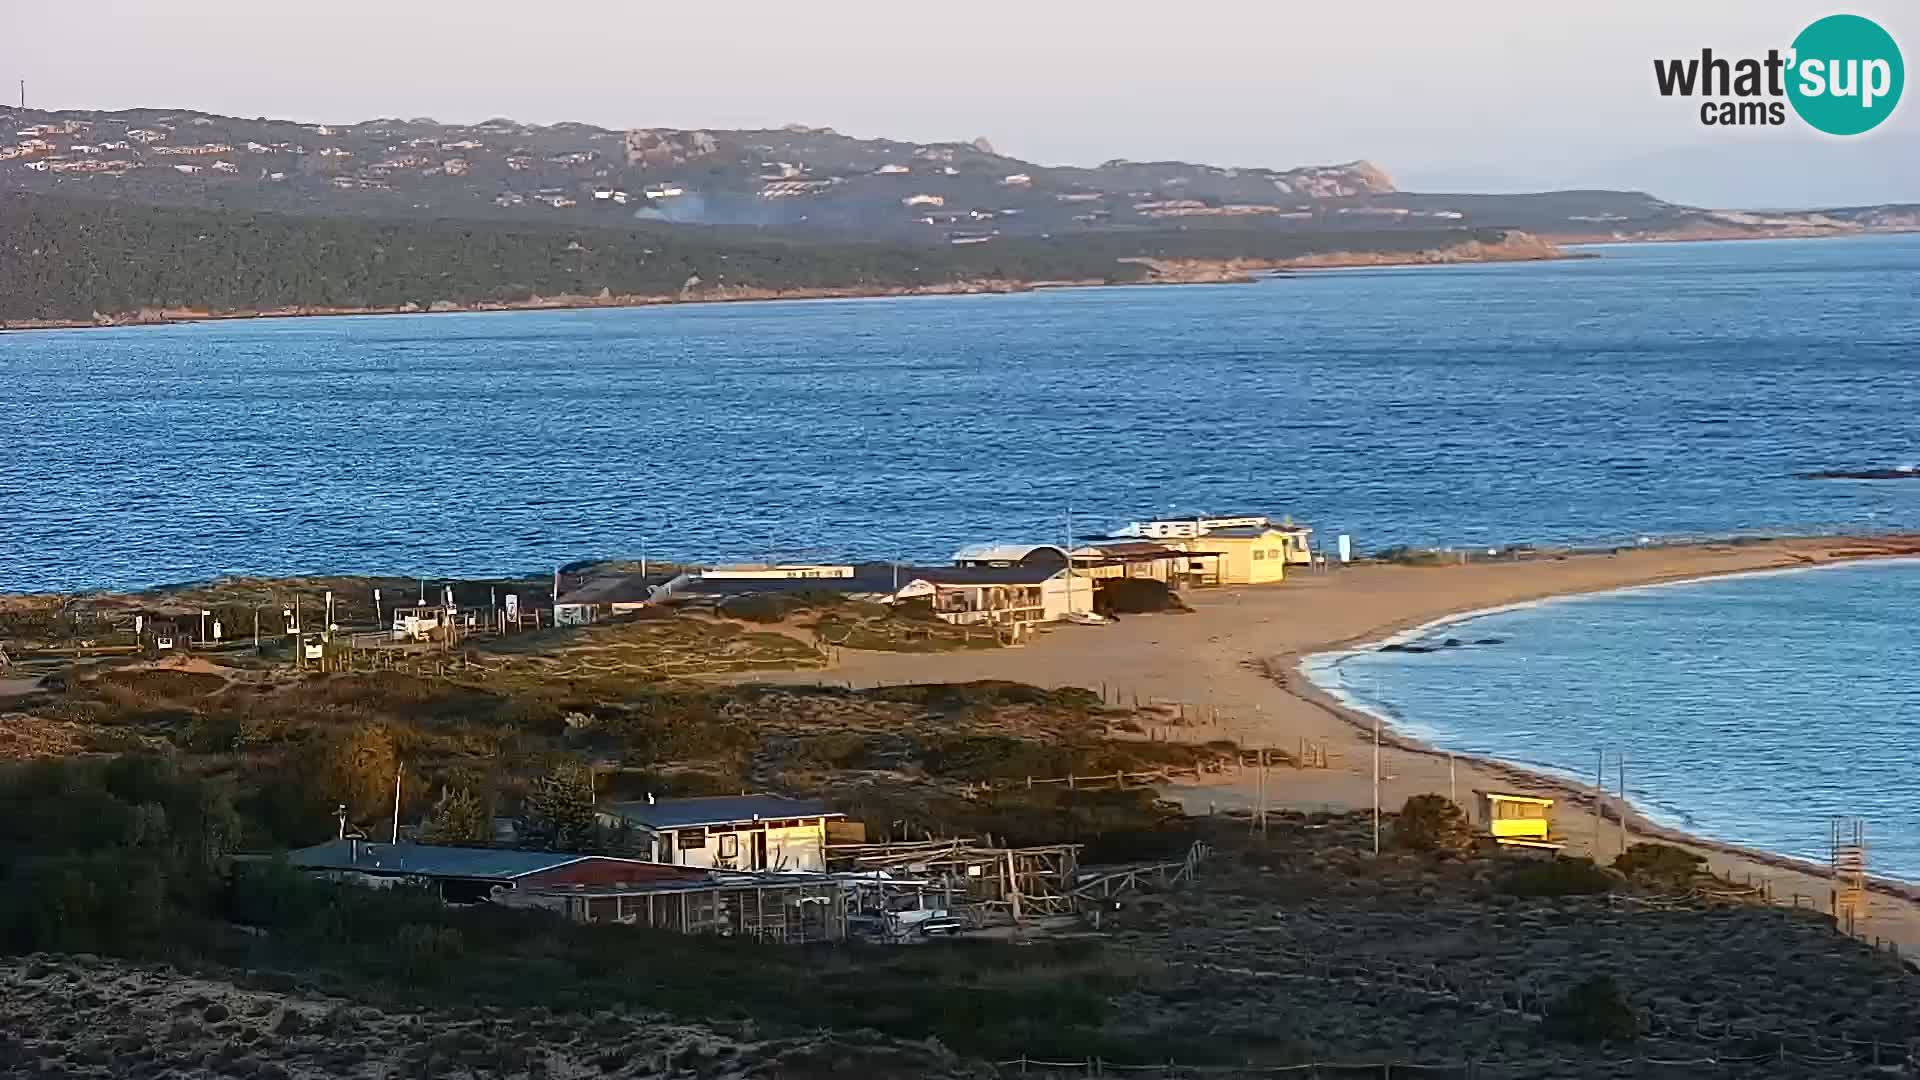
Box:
[4,232,1920,873]
[1305,559,1920,881]
[2,234,1917,593]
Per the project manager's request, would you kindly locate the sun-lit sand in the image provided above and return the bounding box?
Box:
[740,535,1920,951]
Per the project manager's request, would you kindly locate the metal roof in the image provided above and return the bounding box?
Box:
[913,565,1064,586]
[557,572,674,606]
[285,840,614,880]
[1203,526,1293,539]
[950,543,1070,565]
[672,574,900,599]
[602,794,842,830]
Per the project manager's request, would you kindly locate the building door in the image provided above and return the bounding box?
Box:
[752,830,768,870]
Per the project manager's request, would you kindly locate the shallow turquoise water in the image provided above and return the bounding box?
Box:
[1305,559,1920,880]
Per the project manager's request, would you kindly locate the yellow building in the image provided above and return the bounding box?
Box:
[1171,526,1291,585]
[1477,792,1559,848]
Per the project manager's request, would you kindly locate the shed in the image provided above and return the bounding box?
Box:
[1476,792,1560,849]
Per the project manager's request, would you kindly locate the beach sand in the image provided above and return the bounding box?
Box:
[736,535,1920,951]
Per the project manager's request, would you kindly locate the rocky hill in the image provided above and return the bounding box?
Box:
[6,105,1904,246]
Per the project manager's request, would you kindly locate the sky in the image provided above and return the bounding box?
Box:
[2,0,1914,207]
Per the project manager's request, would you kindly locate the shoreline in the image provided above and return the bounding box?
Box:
[1268,546,1920,944]
[0,235,1560,335]
[10,225,1906,335]
[729,533,1920,949]
[1291,555,1920,869]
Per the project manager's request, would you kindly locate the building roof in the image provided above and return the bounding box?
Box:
[672,574,900,600]
[950,543,1069,565]
[557,572,674,606]
[601,794,842,830]
[1203,526,1292,539]
[914,564,1065,586]
[285,840,626,880]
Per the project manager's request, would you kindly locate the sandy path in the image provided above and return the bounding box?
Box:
[736,536,1920,951]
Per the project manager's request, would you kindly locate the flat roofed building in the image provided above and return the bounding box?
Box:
[598,794,843,873]
[1166,526,1295,585]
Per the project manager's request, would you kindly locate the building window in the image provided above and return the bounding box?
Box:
[718,833,739,859]
[1253,550,1265,561]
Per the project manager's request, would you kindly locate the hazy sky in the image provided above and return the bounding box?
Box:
[3,0,1914,206]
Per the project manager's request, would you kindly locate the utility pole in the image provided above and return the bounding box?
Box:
[390,763,403,844]
[1595,749,1606,857]
[1448,752,1457,807]
[1372,711,1382,856]
[1617,753,1628,858]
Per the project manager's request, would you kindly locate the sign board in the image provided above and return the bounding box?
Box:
[212,621,223,641]
[504,594,520,620]
[134,615,144,634]
[1337,534,1353,564]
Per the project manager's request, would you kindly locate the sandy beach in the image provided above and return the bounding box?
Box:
[736,535,1920,952]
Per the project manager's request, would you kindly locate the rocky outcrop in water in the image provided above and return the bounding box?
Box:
[1797,468,1920,480]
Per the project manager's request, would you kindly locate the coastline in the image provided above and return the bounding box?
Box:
[731,533,1920,950]
[0,230,1622,334]
[7,224,1912,334]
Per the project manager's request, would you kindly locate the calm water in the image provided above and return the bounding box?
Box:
[2,234,1919,592]
[1306,560,1920,881]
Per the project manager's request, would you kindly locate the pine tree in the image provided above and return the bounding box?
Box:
[418,787,492,844]
[523,762,597,850]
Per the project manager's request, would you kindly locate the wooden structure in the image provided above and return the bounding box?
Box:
[1478,791,1560,849]
[1831,817,1868,934]
[1072,841,1211,900]
[508,874,850,942]
[827,839,1081,922]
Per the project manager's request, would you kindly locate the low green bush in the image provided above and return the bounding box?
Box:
[1391,794,1475,853]
[1542,975,1638,1043]
[1612,843,1706,889]
[1501,857,1617,897]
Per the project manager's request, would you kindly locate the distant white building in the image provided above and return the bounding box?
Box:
[1001,173,1033,186]
[902,193,945,207]
[873,163,910,175]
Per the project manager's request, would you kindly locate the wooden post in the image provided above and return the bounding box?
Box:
[1004,847,1023,922]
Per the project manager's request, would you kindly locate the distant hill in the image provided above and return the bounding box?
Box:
[0,192,1548,327]
[3,106,1909,244]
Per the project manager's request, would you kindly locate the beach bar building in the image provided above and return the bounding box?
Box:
[1166,525,1296,585]
[1071,540,1224,589]
[281,838,853,940]
[597,794,843,872]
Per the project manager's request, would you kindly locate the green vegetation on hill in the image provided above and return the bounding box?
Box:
[0,192,1528,323]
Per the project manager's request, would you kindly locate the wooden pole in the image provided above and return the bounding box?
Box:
[1595,749,1606,856]
[1617,753,1628,857]
[1005,847,1023,923]
[1372,713,1382,856]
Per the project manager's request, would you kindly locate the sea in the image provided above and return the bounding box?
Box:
[4,232,1920,872]
[1304,559,1920,882]
[3,233,1917,592]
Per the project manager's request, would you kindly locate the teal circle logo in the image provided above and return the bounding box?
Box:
[1787,14,1904,135]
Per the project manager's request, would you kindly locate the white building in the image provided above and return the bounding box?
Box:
[598,795,843,873]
